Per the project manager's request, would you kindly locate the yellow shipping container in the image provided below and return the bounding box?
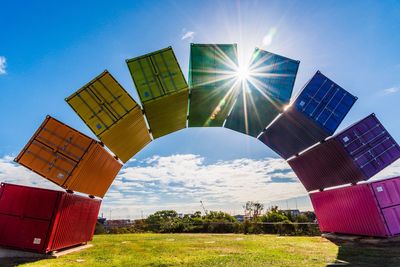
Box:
[127,47,189,138]
[66,70,151,162]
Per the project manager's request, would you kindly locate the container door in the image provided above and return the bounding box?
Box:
[0,214,50,253]
[372,177,400,208]
[382,206,400,236]
[15,117,95,187]
[188,44,239,127]
[127,47,189,138]
[294,71,357,135]
[224,48,299,137]
[337,114,400,178]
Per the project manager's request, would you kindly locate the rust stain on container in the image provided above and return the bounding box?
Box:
[15,116,122,198]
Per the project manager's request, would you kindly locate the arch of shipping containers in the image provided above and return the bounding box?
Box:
[2,43,400,254]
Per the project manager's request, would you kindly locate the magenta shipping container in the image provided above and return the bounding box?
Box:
[311,176,400,237]
[0,183,101,253]
[289,114,400,191]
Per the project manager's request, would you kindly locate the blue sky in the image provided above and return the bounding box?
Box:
[1,0,400,218]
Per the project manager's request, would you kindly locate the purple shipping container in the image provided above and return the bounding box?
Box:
[288,114,400,191]
[288,138,365,191]
[258,71,357,159]
[311,176,400,237]
[336,114,400,178]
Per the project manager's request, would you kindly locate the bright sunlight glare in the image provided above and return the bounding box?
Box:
[236,65,250,82]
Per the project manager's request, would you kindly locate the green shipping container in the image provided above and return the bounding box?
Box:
[224,48,299,137]
[188,44,240,127]
[127,47,189,138]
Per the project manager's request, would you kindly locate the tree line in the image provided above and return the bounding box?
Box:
[96,205,319,236]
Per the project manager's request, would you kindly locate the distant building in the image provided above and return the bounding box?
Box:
[105,219,132,228]
[234,215,245,222]
[280,209,301,217]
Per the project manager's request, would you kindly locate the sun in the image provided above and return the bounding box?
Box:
[236,64,250,82]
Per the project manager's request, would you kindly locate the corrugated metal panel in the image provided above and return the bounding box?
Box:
[288,138,366,191]
[189,43,239,127]
[382,206,400,235]
[0,183,100,253]
[225,48,299,137]
[66,71,151,162]
[0,183,60,252]
[127,47,189,138]
[310,184,389,237]
[144,90,188,138]
[15,116,122,197]
[258,109,329,159]
[258,71,357,159]
[65,143,121,198]
[99,105,151,162]
[371,176,400,209]
[337,114,400,178]
[127,47,188,103]
[47,193,101,251]
[66,70,138,136]
[294,71,357,134]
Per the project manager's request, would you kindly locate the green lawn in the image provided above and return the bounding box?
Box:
[3,233,400,267]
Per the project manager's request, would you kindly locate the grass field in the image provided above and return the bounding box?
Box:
[3,233,400,267]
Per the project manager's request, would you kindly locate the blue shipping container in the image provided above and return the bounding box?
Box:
[294,71,357,134]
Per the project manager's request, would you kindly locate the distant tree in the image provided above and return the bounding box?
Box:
[244,201,264,220]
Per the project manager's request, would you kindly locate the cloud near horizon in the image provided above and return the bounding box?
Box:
[1,154,399,219]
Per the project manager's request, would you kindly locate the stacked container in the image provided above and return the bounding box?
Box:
[311,176,400,237]
[66,70,151,163]
[289,114,400,191]
[188,44,239,127]
[258,71,357,159]
[224,48,299,137]
[0,183,100,253]
[126,47,189,138]
[15,116,122,198]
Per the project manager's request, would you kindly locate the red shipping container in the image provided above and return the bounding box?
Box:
[0,183,101,253]
[311,176,400,237]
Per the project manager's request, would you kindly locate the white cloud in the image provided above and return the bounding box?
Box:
[381,86,399,95]
[105,154,307,218]
[0,155,59,190]
[181,29,195,41]
[0,56,6,75]
[3,154,399,220]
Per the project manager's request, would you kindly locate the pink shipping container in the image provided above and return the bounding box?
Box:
[0,183,101,253]
[311,176,400,237]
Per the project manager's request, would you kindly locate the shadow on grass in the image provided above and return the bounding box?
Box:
[0,257,44,267]
[327,242,400,266]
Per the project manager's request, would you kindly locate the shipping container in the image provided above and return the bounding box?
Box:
[310,176,400,237]
[188,43,240,127]
[66,70,151,163]
[15,116,122,198]
[288,114,400,191]
[288,138,365,191]
[258,71,357,159]
[225,48,299,137]
[126,47,189,138]
[336,114,400,178]
[258,109,329,159]
[0,183,100,253]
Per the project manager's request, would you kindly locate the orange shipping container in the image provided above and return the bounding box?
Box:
[15,116,122,198]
